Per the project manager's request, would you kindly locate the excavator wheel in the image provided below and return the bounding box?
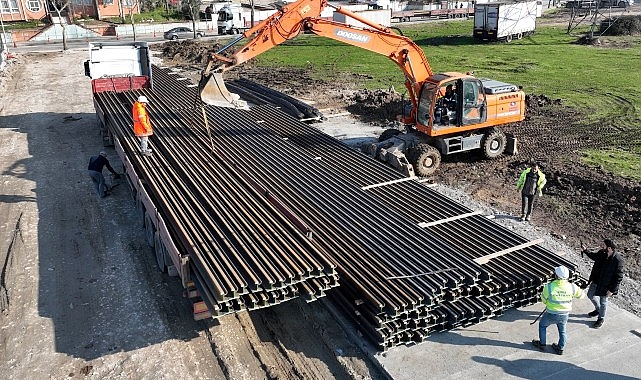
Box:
[409,143,441,177]
[379,128,402,142]
[481,128,507,159]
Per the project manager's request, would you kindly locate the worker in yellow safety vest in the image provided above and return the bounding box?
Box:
[531,265,584,355]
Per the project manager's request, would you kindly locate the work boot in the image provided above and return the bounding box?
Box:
[552,343,564,355]
[519,215,526,222]
[525,215,531,222]
[531,340,546,351]
[588,309,599,317]
[593,318,604,328]
[141,151,153,157]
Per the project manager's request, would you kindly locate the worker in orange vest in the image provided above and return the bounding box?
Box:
[133,95,153,156]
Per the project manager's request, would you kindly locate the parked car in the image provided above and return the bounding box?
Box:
[163,27,205,40]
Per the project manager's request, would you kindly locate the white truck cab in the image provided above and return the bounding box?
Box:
[217,3,244,35]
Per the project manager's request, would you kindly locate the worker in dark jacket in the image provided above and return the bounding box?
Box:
[516,162,546,222]
[88,152,120,198]
[581,239,625,329]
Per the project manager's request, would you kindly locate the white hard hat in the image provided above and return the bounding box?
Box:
[138,95,149,103]
[99,151,107,157]
[554,266,569,279]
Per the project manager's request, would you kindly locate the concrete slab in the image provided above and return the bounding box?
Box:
[376,300,641,379]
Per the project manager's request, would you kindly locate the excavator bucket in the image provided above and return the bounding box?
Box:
[199,72,248,109]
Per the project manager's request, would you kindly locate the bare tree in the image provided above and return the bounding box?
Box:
[182,0,203,38]
[128,0,141,41]
[50,0,71,50]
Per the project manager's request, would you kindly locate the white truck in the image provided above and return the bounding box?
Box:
[474,1,539,42]
[217,3,245,35]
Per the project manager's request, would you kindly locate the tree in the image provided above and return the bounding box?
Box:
[50,0,71,50]
[127,0,141,41]
[182,0,202,38]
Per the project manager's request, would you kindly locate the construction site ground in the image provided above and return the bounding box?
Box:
[2,19,641,380]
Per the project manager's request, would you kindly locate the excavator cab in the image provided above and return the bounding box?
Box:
[416,77,488,133]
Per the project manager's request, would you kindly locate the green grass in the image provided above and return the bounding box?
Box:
[103,7,183,24]
[582,149,641,181]
[1,20,48,29]
[220,19,641,179]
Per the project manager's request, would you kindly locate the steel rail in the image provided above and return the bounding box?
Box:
[95,88,340,308]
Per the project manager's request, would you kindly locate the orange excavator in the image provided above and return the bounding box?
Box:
[199,0,525,176]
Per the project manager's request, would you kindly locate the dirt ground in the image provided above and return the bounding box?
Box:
[0,51,386,380]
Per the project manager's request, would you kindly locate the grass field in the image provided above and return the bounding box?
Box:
[236,18,641,179]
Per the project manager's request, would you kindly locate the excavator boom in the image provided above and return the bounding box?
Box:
[199,0,432,108]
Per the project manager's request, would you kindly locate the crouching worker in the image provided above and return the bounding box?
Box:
[531,265,584,355]
[88,151,120,198]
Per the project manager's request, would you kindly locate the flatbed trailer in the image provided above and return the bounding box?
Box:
[85,41,339,321]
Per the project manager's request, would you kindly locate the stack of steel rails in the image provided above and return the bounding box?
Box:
[93,86,339,318]
[95,66,582,350]
[247,105,583,348]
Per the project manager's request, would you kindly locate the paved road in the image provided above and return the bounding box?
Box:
[6,34,227,54]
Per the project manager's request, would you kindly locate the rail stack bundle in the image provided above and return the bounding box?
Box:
[93,74,340,318]
[94,66,580,350]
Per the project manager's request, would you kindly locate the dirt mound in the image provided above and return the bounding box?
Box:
[525,94,563,115]
[601,15,641,36]
[157,39,220,64]
[345,88,405,123]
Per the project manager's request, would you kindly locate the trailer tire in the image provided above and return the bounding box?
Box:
[482,128,507,159]
[154,233,167,273]
[505,34,513,43]
[136,196,146,227]
[144,211,156,248]
[409,144,441,177]
[379,128,402,142]
[517,32,523,40]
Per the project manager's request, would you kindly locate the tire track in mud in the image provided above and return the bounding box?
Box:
[1,212,23,314]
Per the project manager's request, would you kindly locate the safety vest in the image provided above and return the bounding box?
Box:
[516,168,547,193]
[541,279,583,314]
[133,101,152,137]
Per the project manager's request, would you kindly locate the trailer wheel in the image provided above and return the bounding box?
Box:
[409,144,441,176]
[136,196,146,227]
[144,212,156,248]
[618,1,626,7]
[505,34,513,43]
[154,233,167,273]
[517,32,523,40]
[481,128,507,159]
[144,212,156,247]
[379,128,402,142]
